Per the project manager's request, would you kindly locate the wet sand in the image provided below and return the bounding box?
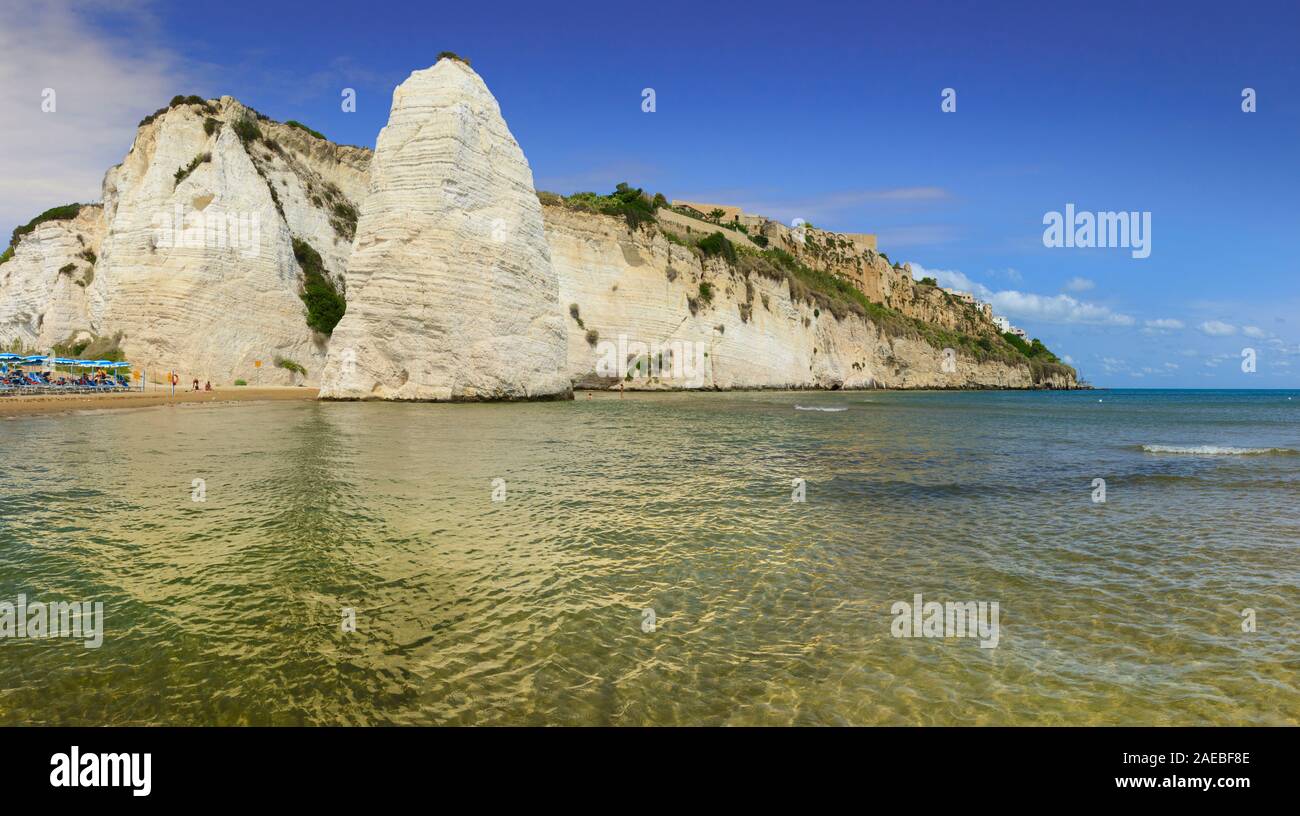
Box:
[0,386,318,418]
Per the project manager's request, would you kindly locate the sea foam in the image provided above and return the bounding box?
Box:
[1140,444,1296,456]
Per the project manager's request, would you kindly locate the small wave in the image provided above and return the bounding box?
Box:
[794,405,847,412]
[1139,444,1297,456]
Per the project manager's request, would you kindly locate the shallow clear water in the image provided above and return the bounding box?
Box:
[1,389,1297,725]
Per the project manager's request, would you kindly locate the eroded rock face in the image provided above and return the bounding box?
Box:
[318,59,569,401]
[0,97,369,384]
[0,205,104,350]
[545,206,1078,390]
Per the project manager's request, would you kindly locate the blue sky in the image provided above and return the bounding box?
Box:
[3,0,1298,386]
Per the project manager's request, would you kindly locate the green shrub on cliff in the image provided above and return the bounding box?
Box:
[330,201,358,241]
[9,203,83,249]
[438,51,470,66]
[174,152,211,186]
[292,238,346,335]
[1001,332,1031,355]
[275,357,307,377]
[549,183,660,232]
[139,95,213,128]
[697,232,737,265]
[233,113,261,144]
[285,120,327,140]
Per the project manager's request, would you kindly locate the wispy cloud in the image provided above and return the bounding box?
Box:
[1064,276,1094,292]
[910,264,1134,326]
[1198,320,1237,336]
[1143,318,1184,333]
[990,291,1135,326]
[0,1,200,233]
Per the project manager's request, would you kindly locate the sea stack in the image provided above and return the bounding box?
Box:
[318,56,569,400]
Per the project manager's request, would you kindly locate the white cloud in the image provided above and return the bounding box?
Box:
[909,265,1133,326]
[1064,276,1094,292]
[1242,325,1266,338]
[1144,318,1184,331]
[1099,357,1125,373]
[910,264,991,298]
[989,290,1134,326]
[0,2,198,233]
[1199,320,1237,336]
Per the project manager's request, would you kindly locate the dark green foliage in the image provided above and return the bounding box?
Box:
[275,357,307,377]
[698,281,714,304]
[585,329,599,346]
[918,276,938,287]
[550,183,659,231]
[1001,332,1031,355]
[752,234,768,247]
[174,152,211,186]
[652,192,669,209]
[731,246,1071,378]
[138,107,167,127]
[438,51,471,65]
[54,337,89,357]
[292,238,346,335]
[141,95,209,127]
[266,181,283,217]
[330,201,358,241]
[10,203,83,249]
[59,263,76,275]
[54,332,124,362]
[204,117,220,136]
[696,232,737,265]
[233,114,261,144]
[284,120,326,140]
[0,246,12,265]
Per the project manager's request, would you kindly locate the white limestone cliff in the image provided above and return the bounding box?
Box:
[318,59,569,400]
[0,205,105,351]
[546,206,1077,390]
[0,97,369,385]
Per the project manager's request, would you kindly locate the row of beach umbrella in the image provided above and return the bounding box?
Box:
[0,352,129,369]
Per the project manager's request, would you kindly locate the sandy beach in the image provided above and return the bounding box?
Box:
[0,386,318,418]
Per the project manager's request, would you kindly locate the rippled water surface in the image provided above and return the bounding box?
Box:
[1,389,1297,725]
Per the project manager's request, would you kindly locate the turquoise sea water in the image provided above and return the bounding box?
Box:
[0,388,1296,724]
